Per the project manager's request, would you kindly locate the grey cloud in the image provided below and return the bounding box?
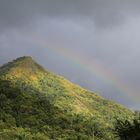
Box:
[1,0,140,29]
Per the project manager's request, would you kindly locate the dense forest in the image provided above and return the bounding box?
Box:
[0,56,138,140]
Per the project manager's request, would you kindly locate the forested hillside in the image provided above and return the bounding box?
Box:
[0,56,134,140]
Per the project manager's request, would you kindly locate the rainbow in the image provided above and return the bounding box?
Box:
[31,34,140,103]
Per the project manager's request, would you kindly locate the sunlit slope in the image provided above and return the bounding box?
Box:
[0,56,134,139]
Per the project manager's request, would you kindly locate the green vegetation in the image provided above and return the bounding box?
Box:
[0,56,134,139]
[114,112,140,140]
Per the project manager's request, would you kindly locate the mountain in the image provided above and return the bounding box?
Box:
[0,56,134,140]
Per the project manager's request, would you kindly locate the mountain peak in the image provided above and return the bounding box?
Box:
[14,56,33,61]
[0,56,46,75]
[13,56,38,68]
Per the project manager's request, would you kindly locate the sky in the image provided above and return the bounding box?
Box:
[0,0,140,110]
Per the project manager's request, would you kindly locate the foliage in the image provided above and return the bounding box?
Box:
[114,112,140,140]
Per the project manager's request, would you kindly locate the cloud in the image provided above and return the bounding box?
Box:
[1,0,140,29]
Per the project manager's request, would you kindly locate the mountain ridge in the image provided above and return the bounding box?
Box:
[0,56,134,140]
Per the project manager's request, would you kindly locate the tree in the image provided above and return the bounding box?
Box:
[114,116,140,140]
